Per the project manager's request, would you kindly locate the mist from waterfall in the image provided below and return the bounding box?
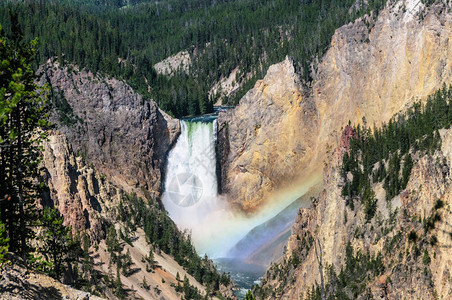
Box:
[162,117,258,257]
[162,117,228,256]
[162,117,322,258]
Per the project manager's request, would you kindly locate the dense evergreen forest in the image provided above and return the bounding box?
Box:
[341,84,452,221]
[0,0,388,117]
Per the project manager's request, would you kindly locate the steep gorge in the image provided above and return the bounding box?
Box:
[254,118,452,300]
[9,1,452,298]
[35,63,235,299]
[40,133,235,299]
[218,0,452,213]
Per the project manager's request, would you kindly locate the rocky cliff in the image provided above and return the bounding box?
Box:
[40,60,180,200]
[1,254,105,300]
[35,64,236,299]
[254,125,452,299]
[40,133,116,240]
[39,120,234,300]
[218,0,452,213]
[217,57,318,212]
[154,50,191,76]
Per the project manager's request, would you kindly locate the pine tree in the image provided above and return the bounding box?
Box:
[142,276,150,290]
[146,249,155,271]
[183,274,190,297]
[115,266,125,299]
[37,207,72,280]
[401,153,413,189]
[122,248,133,276]
[106,226,120,254]
[361,181,377,222]
[245,290,256,300]
[82,232,93,280]
[0,18,50,257]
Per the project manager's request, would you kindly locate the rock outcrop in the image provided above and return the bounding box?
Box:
[40,60,180,200]
[218,0,452,213]
[153,50,191,76]
[209,67,242,105]
[40,133,120,240]
[218,57,318,212]
[1,254,105,300]
[255,126,452,300]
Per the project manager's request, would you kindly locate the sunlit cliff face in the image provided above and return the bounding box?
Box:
[162,118,323,258]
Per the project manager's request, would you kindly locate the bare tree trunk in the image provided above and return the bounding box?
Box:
[17,106,26,259]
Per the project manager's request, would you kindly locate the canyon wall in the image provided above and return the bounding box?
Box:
[37,66,236,299]
[40,133,126,241]
[218,0,452,213]
[255,124,452,300]
[40,60,180,200]
[217,57,318,212]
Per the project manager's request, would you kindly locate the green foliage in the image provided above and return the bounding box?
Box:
[423,212,441,233]
[182,274,203,299]
[121,248,133,276]
[120,192,230,297]
[423,200,444,234]
[434,199,445,210]
[254,231,314,299]
[106,226,121,254]
[142,276,150,290]
[145,249,156,272]
[0,0,389,117]
[245,290,256,300]
[0,216,9,267]
[341,85,452,219]
[384,151,401,199]
[290,252,301,267]
[306,242,384,300]
[51,87,81,127]
[114,266,126,299]
[37,207,73,280]
[119,227,132,246]
[0,19,51,256]
[429,235,438,246]
[384,230,402,254]
[408,230,418,242]
[0,19,117,296]
[361,180,377,222]
[422,248,431,265]
[81,232,94,280]
[401,153,413,189]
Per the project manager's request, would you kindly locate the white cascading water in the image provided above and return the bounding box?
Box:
[162,118,228,256]
[162,117,321,258]
[163,119,218,207]
[162,116,322,296]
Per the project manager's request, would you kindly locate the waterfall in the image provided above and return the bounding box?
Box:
[162,117,225,256]
[164,119,218,207]
[162,116,315,258]
[162,116,322,295]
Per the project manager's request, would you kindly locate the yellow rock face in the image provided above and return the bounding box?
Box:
[218,2,452,213]
[218,57,318,212]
